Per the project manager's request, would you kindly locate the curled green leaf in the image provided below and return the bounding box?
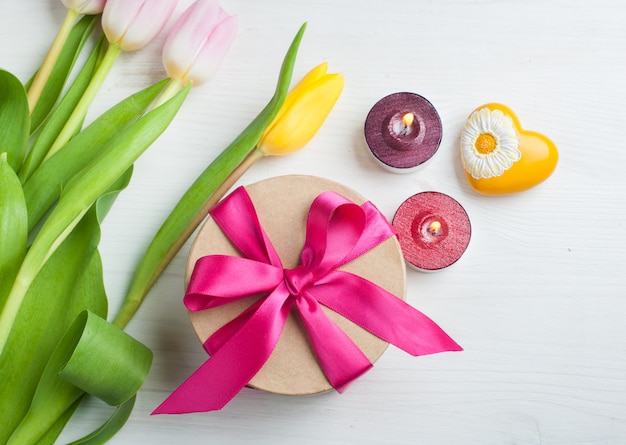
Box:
[66,396,136,445]
[6,311,152,445]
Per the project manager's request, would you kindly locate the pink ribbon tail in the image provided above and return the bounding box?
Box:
[153,286,294,415]
[295,292,373,392]
[311,270,463,355]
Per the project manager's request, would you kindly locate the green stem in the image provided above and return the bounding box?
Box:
[152,78,185,109]
[44,43,122,160]
[112,23,308,329]
[27,8,78,112]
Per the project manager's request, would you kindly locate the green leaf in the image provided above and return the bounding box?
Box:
[38,398,83,445]
[0,70,29,172]
[60,313,152,406]
[0,153,27,312]
[96,166,134,223]
[6,311,152,445]
[0,208,106,443]
[20,34,107,183]
[23,79,168,232]
[0,169,135,443]
[29,15,98,134]
[114,23,307,328]
[67,396,136,445]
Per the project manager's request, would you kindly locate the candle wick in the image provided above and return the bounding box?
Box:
[399,112,415,135]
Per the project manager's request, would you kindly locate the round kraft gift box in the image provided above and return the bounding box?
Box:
[186,174,407,396]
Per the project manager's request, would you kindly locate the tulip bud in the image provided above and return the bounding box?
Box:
[102,0,177,52]
[162,0,237,86]
[61,0,106,15]
[258,62,344,156]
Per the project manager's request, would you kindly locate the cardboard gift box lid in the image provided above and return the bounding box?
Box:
[186,175,406,396]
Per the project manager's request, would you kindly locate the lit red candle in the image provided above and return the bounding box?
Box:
[392,191,471,272]
[364,92,442,173]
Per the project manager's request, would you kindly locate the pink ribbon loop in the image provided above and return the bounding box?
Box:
[153,186,462,415]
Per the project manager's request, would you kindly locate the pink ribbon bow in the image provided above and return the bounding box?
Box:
[153,186,462,415]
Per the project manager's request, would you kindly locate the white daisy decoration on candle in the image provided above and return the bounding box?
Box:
[460,107,521,179]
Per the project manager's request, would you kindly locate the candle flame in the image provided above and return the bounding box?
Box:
[428,221,442,234]
[402,112,415,128]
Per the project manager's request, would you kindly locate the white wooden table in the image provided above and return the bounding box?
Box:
[2,0,625,443]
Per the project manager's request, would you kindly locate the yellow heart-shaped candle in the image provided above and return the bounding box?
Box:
[460,103,558,195]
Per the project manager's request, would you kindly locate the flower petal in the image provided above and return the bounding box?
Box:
[103,0,177,51]
[460,106,520,179]
[182,14,238,85]
[62,0,106,14]
[268,62,328,130]
[162,0,237,85]
[259,71,344,156]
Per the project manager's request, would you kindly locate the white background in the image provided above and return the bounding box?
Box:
[1,0,625,444]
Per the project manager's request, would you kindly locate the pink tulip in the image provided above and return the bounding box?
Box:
[162,0,237,86]
[61,0,106,14]
[102,0,177,52]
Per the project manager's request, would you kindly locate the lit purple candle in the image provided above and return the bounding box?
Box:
[392,191,471,272]
[364,92,442,173]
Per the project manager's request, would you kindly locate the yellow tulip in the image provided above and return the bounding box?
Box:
[258,62,344,156]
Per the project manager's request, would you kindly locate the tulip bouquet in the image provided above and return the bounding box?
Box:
[0,0,343,443]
